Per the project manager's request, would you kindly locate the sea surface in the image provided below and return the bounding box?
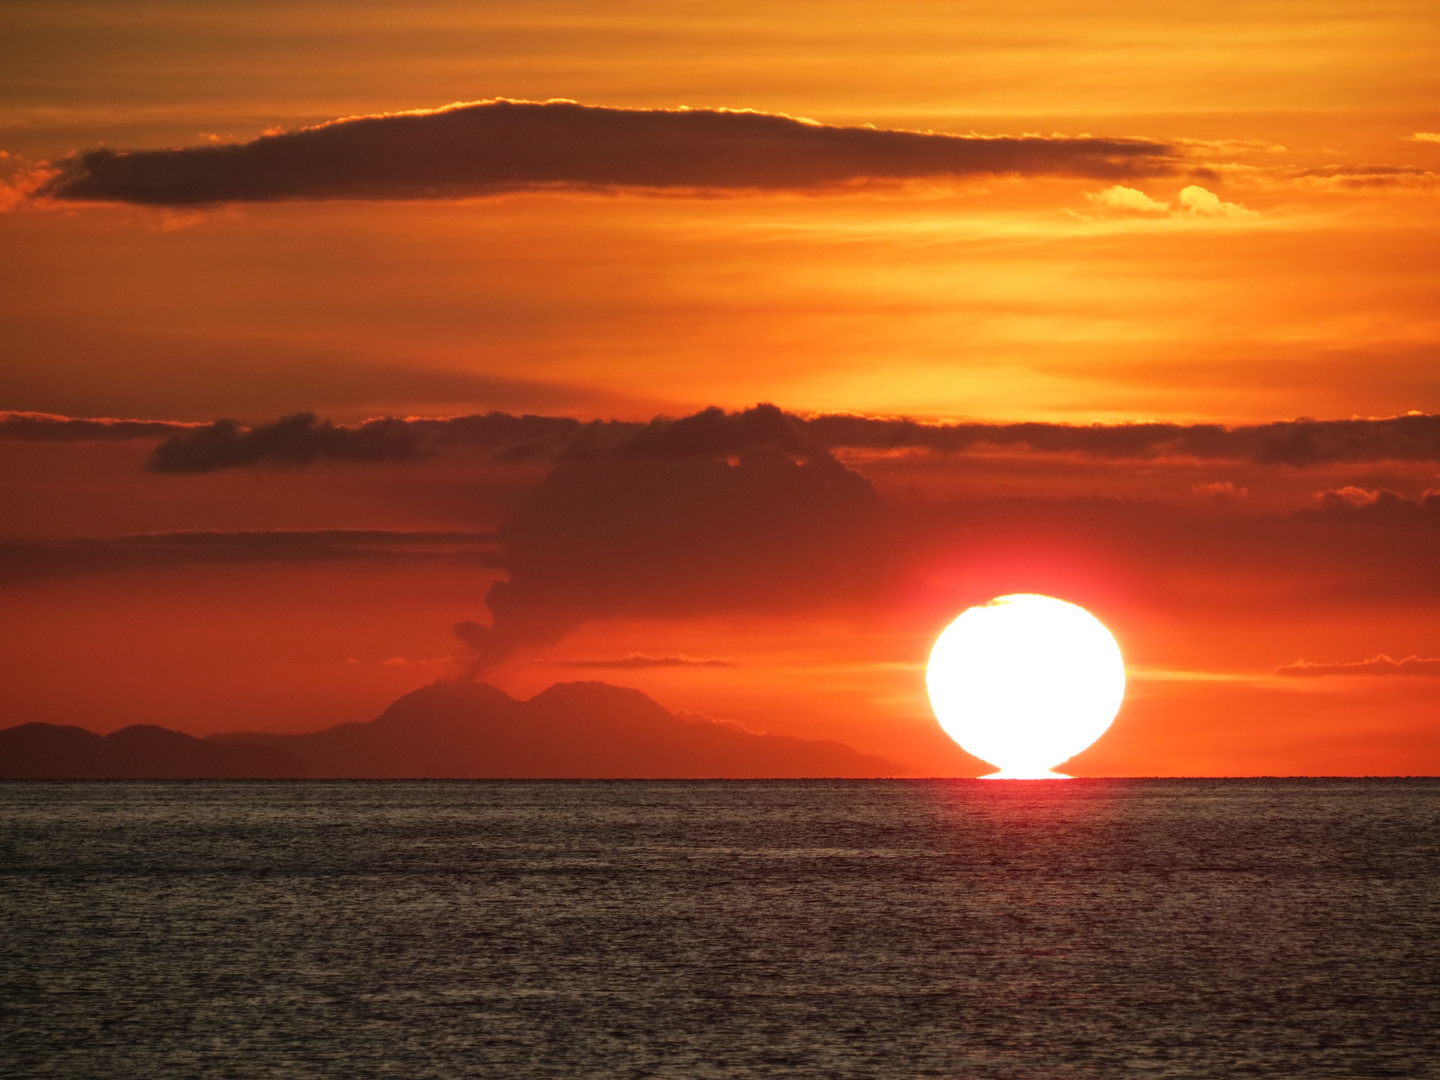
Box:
[1,779,1437,1079]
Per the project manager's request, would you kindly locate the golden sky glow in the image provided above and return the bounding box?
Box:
[2,0,1439,775]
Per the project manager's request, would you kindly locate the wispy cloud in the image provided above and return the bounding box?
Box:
[1212,161,1440,194]
[1278,654,1440,677]
[545,654,738,669]
[1289,164,1440,193]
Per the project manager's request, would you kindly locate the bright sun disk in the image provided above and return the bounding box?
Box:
[926,594,1125,779]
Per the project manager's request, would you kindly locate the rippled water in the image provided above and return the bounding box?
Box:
[2,780,1437,1078]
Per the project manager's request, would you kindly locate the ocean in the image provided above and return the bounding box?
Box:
[1,779,1437,1078]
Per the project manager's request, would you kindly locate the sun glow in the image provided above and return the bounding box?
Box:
[926,594,1125,779]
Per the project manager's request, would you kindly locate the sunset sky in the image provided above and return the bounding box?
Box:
[3,0,1439,775]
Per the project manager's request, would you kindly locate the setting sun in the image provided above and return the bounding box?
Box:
[926,594,1126,778]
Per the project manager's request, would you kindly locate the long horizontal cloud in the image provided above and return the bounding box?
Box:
[1288,164,1440,193]
[18,404,1440,471]
[0,411,194,442]
[35,99,1179,206]
[0,529,498,587]
[118,405,1440,472]
[1277,654,1440,677]
[804,411,1440,466]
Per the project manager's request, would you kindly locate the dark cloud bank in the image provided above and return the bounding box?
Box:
[438,419,1440,671]
[13,406,1440,670]
[14,404,1440,471]
[439,409,1440,670]
[454,443,887,670]
[36,99,1178,206]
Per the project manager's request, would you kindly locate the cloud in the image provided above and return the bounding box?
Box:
[1277,654,1440,677]
[1,411,195,442]
[1175,138,1289,155]
[1307,489,1440,527]
[146,413,429,471]
[0,161,57,213]
[612,403,819,460]
[1317,486,1389,508]
[445,472,1440,673]
[1298,165,1440,193]
[434,421,1440,674]
[23,408,1400,671]
[1192,481,1248,501]
[545,654,737,669]
[1085,185,1170,213]
[1082,184,1256,218]
[453,444,888,670]
[145,406,819,472]
[1409,133,1440,144]
[1271,164,1440,194]
[0,529,499,587]
[28,405,1440,472]
[1304,487,1440,525]
[143,411,614,471]
[806,411,1440,467]
[1176,185,1255,217]
[1197,159,1440,195]
[33,99,1180,206]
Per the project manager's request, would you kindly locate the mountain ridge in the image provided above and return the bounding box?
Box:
[0,680,903,779]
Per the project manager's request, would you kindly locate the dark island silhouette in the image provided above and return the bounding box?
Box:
[0,680,902,779]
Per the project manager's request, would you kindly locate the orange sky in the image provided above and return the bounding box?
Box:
[2,0,1439,775]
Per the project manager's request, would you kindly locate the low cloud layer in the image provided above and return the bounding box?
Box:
[1278,654,1440,677]
[20,405,1440,472]
[35,99,1179,206]
[144,412,595,471]
[806,412,1440,466]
